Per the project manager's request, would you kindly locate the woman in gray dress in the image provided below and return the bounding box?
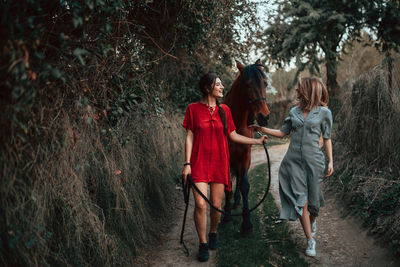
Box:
[253,77,333,257]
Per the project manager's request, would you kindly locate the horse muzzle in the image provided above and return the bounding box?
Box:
[256,113,269,127]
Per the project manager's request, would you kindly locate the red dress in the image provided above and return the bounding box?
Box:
[183,102,236,191]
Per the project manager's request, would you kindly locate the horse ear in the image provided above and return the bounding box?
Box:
[255,58,269,72]
[236,60,245,72]
[255,59,263,69]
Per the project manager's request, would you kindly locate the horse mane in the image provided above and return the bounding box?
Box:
[241,64,266,88]
[225,64,266,98]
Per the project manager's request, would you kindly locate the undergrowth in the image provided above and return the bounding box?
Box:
[326,56,400,256]
[0,111,184,266]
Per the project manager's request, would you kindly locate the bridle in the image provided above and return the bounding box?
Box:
[247,63,268,105]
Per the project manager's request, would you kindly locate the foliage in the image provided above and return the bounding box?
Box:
[365,0,400,53]
[259,0,400,94]
[0,0,261,137]
[266,32,391,123]
[0,0,262,265]
[267,68,298,127]
[127,0,261,108]
[330,32,387,87]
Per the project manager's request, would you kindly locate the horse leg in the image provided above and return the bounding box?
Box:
[233,175,241,209]
[240,169,253,236]
[222,188,233,223]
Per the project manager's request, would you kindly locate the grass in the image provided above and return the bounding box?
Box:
[0,112,184,266]
[216,163,308,267]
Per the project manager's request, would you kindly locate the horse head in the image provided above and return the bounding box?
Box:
[235,59,270,127]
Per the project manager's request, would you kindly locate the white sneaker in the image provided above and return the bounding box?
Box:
[311,221,317,237]
[305,238,316,257]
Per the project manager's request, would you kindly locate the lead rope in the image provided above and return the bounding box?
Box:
[180,139,271,256]
[179,175,191,256]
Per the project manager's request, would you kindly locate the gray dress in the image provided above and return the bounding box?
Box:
[279,106,333,221]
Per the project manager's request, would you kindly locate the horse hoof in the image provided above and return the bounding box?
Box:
[241,225,253,237]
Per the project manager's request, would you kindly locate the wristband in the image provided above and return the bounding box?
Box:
[183,162,191,166]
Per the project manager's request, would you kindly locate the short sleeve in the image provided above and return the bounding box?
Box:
[224,105,236,133]
[280,116,292,135]
[321,109,333,139]
[183,105,194,132]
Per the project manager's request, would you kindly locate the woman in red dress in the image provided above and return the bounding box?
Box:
[182,72,267,262]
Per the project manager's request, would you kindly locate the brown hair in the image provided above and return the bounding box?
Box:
[296,77,329,110]
[199,73,228,135]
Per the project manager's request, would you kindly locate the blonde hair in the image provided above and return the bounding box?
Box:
[296,77,329,110]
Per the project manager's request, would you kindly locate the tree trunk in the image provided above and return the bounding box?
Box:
[325,56,340,97]
[325,47,342,115]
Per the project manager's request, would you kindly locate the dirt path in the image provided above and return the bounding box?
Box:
[136,143,397,266]
[255,143,398,267]
[133,185,217,266]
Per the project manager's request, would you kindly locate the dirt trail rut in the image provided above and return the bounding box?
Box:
[135,143,397,266]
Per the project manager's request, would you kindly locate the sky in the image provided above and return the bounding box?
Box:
[244,1,296,71]
[249,1,277,63]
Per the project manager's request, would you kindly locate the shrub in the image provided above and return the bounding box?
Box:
[327,56,400,256]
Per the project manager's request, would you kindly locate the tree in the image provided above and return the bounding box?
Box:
[366,0,400,53]
[260,0,400,94]
[129,0,261,106]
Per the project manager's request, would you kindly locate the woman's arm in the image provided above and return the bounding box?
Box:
[229,130,267,145]
[251,126,287,138]
[182,129,194,182]
[324,138,333,177]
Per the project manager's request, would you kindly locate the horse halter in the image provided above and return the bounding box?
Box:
[247,63,268,105]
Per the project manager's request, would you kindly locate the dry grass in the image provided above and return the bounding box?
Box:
[0,108,184,266]
[327,56,400,256]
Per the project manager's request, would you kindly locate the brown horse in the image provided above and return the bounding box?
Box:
[223,59,270,235]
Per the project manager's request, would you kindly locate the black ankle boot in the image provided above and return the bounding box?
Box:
[197,243,209,262]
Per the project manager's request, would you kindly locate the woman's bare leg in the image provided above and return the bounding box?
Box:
[192,182,208,243]
[299,201,312,239]
[209,183,225,233]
